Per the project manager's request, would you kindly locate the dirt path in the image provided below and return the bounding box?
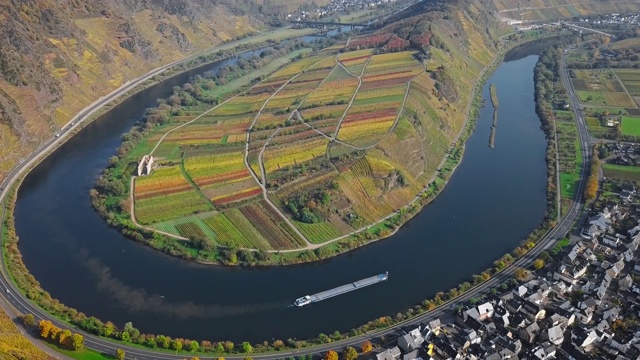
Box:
[243,57,331,247]
[330,58,371,141]
[258,128,281,186]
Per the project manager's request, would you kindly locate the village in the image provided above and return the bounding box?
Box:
[369,180,640,360]
[286,0,399,22]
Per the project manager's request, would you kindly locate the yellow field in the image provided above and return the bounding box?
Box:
[263,137,329,172]
[0,310,52,360]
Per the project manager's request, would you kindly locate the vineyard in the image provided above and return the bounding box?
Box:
[124,32,482,254]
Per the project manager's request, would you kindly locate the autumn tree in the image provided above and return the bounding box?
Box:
[39,320,53,339]
[514,267,528,281]
[116,349,126,360]
[71,333,84,350]
[59,329,72,346]
[343,346,359,360]
[50,326,62,342]
[325,350,339,360]
[223,341,235,352]
[583,154,600,201]
[22,313,35,326]
[361,341,373,354]
[533,258,545,270]
[171,339,183,351]
[272,339,285,349]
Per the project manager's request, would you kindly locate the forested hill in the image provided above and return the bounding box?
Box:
[0,0,306,182]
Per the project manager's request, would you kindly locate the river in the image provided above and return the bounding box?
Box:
[14,48,546,343]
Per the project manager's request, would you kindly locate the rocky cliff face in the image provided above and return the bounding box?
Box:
[0,0,273,180]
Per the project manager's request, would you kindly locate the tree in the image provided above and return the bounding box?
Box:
[324,350,339,360]
[514,267,528,281]
[343,346,358,360]
[533,258,545,270]
[242,341,253,353]
[116,349,126,360]
[59,329,72,346]
[158,335,171,349]
[39,320,53,339]
[22,313,36,326]
[171,339,183,351]
[188,340,200,352]
[71,333,84,350]
[361,340,373,354]
[50,326,62,342]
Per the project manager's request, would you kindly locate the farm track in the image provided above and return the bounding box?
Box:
[244,57,332,248]
[329,58,370,142]
[258,128,281,186]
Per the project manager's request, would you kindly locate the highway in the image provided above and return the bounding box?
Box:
[0,48,592,360]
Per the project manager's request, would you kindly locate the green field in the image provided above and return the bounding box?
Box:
[621,116,640,136]
[603,163,640,181]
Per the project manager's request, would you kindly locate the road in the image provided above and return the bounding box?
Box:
[562,23,614,38]
[0,47,592,360]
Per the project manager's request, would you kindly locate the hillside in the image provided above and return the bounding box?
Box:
[493,0,640,23]
[0,0,328,182]
[89,0,512,264]
[0,309,53,360]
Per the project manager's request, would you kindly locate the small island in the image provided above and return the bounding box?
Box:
[489,83,499,148]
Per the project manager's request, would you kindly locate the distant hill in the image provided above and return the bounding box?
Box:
[0,0,319,182]
[493,0,640,23]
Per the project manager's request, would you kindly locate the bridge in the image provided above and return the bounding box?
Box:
[290,20,368,29]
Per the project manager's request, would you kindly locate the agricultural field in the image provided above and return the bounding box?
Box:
[0,309,54,360]
[602,163,640,181]
[571,69,636,107]
[123,27,489,253]
[621,116,640,136]
[555,111,582,201]
[614,69,640,101]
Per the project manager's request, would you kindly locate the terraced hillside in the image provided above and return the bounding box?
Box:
[0,0,322,182]
[493,0,640,22]
[93,0,507,263]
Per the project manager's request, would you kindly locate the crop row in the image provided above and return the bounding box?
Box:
[338,118,395,141]
[184,152,246,183]
[295,221,342,244]
[239,202,303,249]
[212,186,262,205]
[135,190,212,224]
[135,166,191,198]
[202,212,260,249]
[263,137,328,172]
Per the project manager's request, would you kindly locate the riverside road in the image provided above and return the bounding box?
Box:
[0,44,593,359]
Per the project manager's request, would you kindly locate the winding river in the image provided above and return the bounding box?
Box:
[15,47,546,342]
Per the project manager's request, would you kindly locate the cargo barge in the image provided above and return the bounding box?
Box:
[293,272,388,307]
